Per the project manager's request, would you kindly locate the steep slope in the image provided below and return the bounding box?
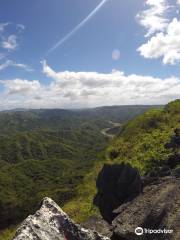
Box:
[107,99,180,174]
[63,100,180,224]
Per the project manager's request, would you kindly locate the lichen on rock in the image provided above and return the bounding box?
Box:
[13,197,110,240]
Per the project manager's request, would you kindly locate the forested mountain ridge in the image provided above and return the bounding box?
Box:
[0,105,157,163]
[0,105,155,232]
[0,105,158,133]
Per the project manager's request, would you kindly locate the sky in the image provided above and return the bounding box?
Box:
[0,0,180,109]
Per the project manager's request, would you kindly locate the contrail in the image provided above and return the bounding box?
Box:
[46,0,109,56]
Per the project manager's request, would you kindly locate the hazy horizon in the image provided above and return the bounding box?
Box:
[0,103,164,112]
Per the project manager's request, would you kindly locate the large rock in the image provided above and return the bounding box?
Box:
[112,177,180,240]
[12,169,180,240]
[94,163,142,223]
[13,197,110,240]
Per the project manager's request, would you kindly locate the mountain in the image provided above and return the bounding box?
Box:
[0,100,179,239]
[0,105,159,133]
[0,105,155,232]
[63,100,180,224]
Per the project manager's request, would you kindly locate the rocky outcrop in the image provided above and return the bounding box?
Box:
[13,197,110,240]
[13,165,180,240]
[112,176,180,240]
[94,164,142,223]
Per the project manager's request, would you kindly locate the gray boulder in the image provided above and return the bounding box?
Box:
[13,197,110,240]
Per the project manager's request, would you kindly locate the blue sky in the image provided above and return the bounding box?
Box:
[0,0,180,109]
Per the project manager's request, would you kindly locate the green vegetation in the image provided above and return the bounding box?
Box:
[0,105,153,238]
[0,100,178,239]
[107,100,180,174]
[63,155,110,223]
[63,100,180,223]
[0,122,107,229]
[0,226,16,240]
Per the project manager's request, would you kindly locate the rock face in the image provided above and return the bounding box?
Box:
[94,164,142,223]
[112,176,180,240]
[13,165,180,240]
[13,197,110,240]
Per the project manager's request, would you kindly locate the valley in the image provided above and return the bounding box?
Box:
[0,105,155,238]
[3,99,179,240]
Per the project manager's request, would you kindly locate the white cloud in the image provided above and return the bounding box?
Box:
[137,0,170,37]
[1,35,18,50]
[0,60,34,71]
[1,79,41,95]
[0,62,179,110]
[137,0,180,65]
[138,18,180,64]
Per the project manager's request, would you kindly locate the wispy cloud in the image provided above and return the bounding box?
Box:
[0,22,32,72]
[0,22,9,33]
[0,22,26,52]
[46,0,109,55]
[16,24,25,31]
[0,60,34,71]
[0,22,25,34]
